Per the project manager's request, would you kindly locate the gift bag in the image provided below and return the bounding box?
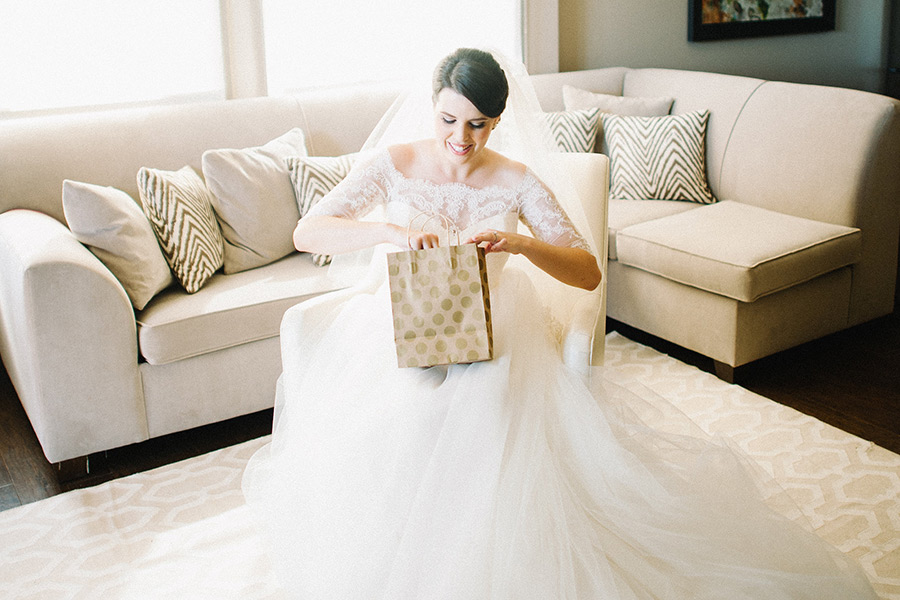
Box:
[387,239,493,369]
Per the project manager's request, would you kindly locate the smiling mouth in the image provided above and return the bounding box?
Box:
[448,142,472,156]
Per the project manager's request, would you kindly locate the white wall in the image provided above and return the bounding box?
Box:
[559,0,892,93]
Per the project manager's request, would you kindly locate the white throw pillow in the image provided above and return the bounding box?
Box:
[562,86,675,116]
[562,86,675,154]
[601,110,717,204]
[137,166,225,293]
[542,108,602,153]
[62,180,173,310]
[285,154,357,266]
[202,128,308,274]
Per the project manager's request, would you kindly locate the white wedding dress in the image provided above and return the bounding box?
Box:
[242,149,876,599]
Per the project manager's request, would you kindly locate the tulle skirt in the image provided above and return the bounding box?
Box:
[242,257,876,599]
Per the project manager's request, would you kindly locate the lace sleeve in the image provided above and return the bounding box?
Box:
[304,150,393,221]
[517,172,592,253]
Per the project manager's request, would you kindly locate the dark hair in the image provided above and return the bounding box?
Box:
[433,48,509,119]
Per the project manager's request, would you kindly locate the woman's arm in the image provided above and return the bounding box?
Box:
[468,229,602,291]
[293,215,441,255]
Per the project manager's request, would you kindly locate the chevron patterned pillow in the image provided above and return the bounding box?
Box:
[137,166,225,293]
[542,108,602,152]
[285,154,357,266]
[601,110,717,204]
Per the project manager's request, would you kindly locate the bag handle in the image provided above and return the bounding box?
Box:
[406,212,460,248]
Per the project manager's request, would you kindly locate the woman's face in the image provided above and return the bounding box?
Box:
[433,88,500,163]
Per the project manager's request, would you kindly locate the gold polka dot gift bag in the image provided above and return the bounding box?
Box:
[386,236,493,369]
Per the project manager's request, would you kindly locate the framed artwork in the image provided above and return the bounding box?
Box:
[688,0,836,41]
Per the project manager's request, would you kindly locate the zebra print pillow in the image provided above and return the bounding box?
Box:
[601,110,717,204]
[285,154,357,266]
[137,166,225,293]
[542,108,601,152]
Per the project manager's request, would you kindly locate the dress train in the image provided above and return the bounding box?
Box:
[242,250,876,599]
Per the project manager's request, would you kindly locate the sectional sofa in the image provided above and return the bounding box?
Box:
[532,68,900,381]
[1,66,897,472]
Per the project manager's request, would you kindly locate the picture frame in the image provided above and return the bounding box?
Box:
[688,0,836,42]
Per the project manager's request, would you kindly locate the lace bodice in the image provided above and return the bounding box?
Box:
[306,150,591,252]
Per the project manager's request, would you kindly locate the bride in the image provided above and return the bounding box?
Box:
[242,48,876,599]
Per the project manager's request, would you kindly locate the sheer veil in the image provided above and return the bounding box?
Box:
[327,47,602,326]
[357,47,599,258]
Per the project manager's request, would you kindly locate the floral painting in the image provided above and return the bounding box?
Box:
[689,0,835,41]
[701,0,824,23]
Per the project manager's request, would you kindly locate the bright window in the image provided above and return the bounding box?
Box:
[0,0,224,114]
[262,0,523,94]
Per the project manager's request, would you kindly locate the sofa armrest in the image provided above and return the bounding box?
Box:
[0,209,148,463]
[552,152,610,375]
[561,287,606,375]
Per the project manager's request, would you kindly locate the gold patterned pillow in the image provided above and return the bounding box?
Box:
[137,166,225,293]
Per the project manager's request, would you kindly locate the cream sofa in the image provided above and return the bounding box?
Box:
[0,80,608,471]
[533,68,900,380]
[1,66,898,470]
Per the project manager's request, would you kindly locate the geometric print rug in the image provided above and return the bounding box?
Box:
[1,332,897,599]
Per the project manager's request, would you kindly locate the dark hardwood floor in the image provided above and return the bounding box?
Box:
[1,306,898,513]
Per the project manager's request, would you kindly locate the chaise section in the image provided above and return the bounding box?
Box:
[606,260,853,378]
[717,81,900,325]
[606,198,698,260]
[616,201,862,302]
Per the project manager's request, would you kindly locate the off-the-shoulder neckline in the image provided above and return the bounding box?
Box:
[378,148,537,195]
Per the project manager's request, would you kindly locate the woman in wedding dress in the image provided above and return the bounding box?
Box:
[242,48,877,599]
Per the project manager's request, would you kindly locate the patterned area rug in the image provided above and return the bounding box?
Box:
[1,332,897,599]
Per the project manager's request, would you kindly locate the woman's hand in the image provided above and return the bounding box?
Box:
[467,229,601,291]
[406,230,441,250]
[467,229,526,254]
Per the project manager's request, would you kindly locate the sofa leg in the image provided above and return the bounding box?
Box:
[713,361,736,384]
[54,455,91,483]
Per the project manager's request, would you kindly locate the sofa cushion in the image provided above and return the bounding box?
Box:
[202,128,308,275]
[62,180,173,310]
[602,110,717,204]
[137,165,225,294]
[607,198,698,260]
[136,253,346,365]
[615,201,862,302]
[542,108,601,152]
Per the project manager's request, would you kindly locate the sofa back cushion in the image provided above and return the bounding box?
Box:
[718,81,899,227]
[622,69,765,202]
[530,68,628,112]
[293,84,402,157]
[0,85,402,226]
[0,97,312,223]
